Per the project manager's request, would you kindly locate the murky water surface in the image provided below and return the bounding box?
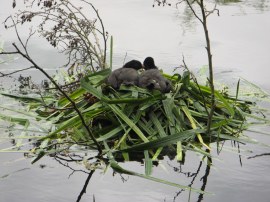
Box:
[1,1,270,202]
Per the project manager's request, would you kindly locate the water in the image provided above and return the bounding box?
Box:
[1,1,270,202]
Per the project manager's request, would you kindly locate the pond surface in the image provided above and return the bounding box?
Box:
[1,1,270,202]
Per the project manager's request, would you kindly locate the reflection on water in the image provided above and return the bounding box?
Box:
[216,0,242,4]
[173,0,270,92]
[166,159,211,202]
[238,0,269,12]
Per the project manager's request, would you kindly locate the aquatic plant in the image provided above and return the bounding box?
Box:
[0,67,264,181]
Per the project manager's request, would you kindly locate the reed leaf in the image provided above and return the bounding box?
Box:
[152,147,163,161]
[0,92,45,103]
[149,112,167,138]
[181,104,210,150]
[108,104,149,143]
[176,141,183,161]
[110,36,113,69]
[110,161,207,193]
[119,129,204,152]
[58,88,86,107]
[144,150,152,176]
[96,126,125,142]
[215,91,235,117]
[0,113,30,126]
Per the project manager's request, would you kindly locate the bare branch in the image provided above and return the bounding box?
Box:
[185,0,204,24]
[180,0,216,136]
[0,66,34,77]
[176,0,185,9]
[198,0,216,135]
[10,16,29,55]
[76,169,96,202]
[205,3,219,17]
[25,27,36,50]
[248,153,270,159]
[54,156,89,177]
[0,51,19,55]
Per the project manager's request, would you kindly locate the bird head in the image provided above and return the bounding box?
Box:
[123,60,142,70]
[143,57,157,70]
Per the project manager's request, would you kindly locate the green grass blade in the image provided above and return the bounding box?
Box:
[110,161,207,193]
[0,92,44,103]
[215,91,235,117]
[152,147,163,161]
[58,88,86,107]
[235,78,240,101]
[181,104,210,150]
[0,113,30,126]
[109,104,149,142]
[149,112,167,138]
[0,106,38,118]
[119,129,204,152]
[110,36,113,69]
[176,141,183,161]
[144,150,152,176]
[96,126,124,142]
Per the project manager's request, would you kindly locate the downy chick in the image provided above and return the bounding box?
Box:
[107,60,142,89]
[138,57,172,93]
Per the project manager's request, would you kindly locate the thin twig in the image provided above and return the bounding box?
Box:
[76,169,96,202]
[197,161,211,202]
[185,0,203,24]
[81,0,108,67]
[0,66,34,77]
[0,51,19,55]
[54,156,89,177]
[248,153,270,159]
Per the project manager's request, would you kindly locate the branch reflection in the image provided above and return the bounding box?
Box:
[165,152,212,202]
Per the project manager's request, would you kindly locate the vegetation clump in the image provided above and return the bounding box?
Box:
[1,68,254,163]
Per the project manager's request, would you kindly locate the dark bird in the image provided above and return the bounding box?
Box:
[143,57,158,70]
[123,60,143,70]
[139,57,172,93]
[107,60,142,89]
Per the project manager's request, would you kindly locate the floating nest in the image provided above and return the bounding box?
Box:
[19,68,253,162]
